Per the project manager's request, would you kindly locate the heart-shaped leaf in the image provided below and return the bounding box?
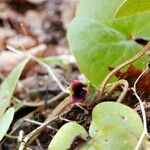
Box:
[0,107,15,141]
[68,0,150,86]
[48,122,88,150]
[81,125,144,150]
[115,0,150,18]
[89,102,143,138]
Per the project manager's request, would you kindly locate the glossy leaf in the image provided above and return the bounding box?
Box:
[68,0,150,86]
[89,102,143,138]
[48,122,88,150]
[81,125,142,150]
[0,108,15,141]
[115,0,150,18]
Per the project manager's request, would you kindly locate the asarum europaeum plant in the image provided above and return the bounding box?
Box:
[48,102,149,150]
[49,0,150,149]
[67,0,150,87]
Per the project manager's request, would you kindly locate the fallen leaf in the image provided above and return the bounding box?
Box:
[109,64,142,87]
[136,66,150,96]
[0,44,47,75]
[7,35,37,49]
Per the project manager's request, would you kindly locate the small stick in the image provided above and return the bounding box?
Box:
[7,45,69,94]
[5,134,18,140]
[24,119,58,131]
[13,92,67,107]
[107,79,129,103]
[18,97,72,150]
[93,42,150,105]
[133,64,149,150]
[36,139,44,150]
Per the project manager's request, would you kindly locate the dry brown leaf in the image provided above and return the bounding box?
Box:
[0,44,47,75]
[136,66,150,96]
[109,64,142,87]
[7,35,37,49]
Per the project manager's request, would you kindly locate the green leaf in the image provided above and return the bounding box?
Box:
[0,59,29,141]
[13,102,24,112]
[0,99,8,119]
[48,122,88,150]
[67,0,150,86]
[81,125,142,150]
[115,0,150,18]
[0,107,15,141]
[39,56,67,67]
[89,102,143,138]
[0,58,29,105]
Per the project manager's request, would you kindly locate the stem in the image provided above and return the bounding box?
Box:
[7,45,69,94]
[107,79,129,103]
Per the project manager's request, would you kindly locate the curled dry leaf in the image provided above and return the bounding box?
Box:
[109,64,142,87]
[7,35,37,49]
[0,44,47,75]
[136,64,150,96]
[110,63,150,97]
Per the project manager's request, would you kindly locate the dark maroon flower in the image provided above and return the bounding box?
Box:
[69,80,88,103]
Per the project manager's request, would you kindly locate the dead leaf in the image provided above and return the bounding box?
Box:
[136,66,150,96]
[109,64,142,87]
[7,35,37,49]
[0,44,47,75]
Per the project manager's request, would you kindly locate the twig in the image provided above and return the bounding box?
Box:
[5,134,18,140]
[36,139,44,150]
[59,116,74,122]
[24,118,58,131]
[13,91,67,107]
[93,41,150,105]
[133,64,149,150]
[18,97,72,150]
[107,79,129,103]
[7,45,69,94]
